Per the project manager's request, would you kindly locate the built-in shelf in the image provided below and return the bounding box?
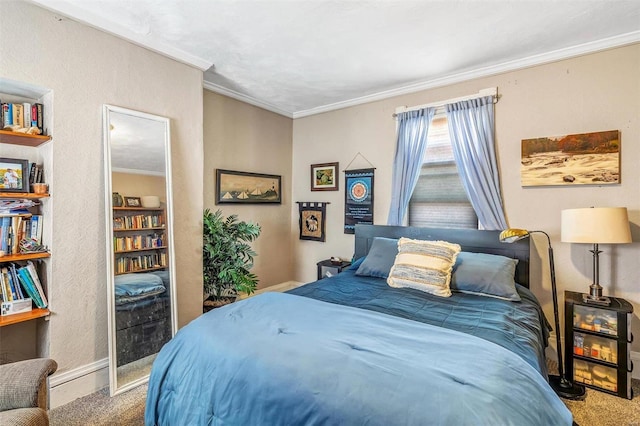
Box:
[0,308,50,327]
[113,206,163,211]
[0,192,50,199]
[115,246,167,254]
[0,130,51,147]
[0,252,50,262]
[114,266,167,276]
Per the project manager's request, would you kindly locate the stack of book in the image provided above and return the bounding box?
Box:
[0,214,44,255]
[1,101,44,133]
[0,261,48,316]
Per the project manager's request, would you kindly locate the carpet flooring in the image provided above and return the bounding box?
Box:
[49,378,639,426]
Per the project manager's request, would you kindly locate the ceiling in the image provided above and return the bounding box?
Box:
[31,0,640,118]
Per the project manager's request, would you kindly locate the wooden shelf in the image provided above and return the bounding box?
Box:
[0,252,50,262]
[0,192,50,199]
[113,206,163,211]
[0,130,51,147]
[115,266,167,275]
[113,226,165,232]
[0,308,50,327]
[115,246,167,254]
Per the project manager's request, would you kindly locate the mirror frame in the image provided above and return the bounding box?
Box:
[102,104,178,396]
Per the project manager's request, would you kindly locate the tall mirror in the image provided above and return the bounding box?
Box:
[103,105,177,396]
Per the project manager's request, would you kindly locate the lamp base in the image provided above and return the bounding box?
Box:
[582,293,611,306]
[549,375,586,400]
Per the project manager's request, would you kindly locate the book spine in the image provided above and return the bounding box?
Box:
[10,264,25,299]
[22,102,31,127]
[35,103,44,134]
[17,268,44,308]
[3,103,12,127]
[26,261,47,307]
[13,103,23,127]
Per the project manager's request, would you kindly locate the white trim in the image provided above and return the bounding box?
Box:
[111,166,165,177]
[291,31,640,118]
[49,358,109,408]
[203,81,293,118]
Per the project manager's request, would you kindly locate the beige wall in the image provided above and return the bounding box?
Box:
[0,0,203,378]
[203,90,294,289]
[292,44,640,351]
[112,172,167,203]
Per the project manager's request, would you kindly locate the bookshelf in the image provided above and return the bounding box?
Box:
[112,206,167,275]
[0,135,51,327]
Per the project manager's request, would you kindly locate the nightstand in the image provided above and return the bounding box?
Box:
[564,290,634,399]
[316,259,352,280]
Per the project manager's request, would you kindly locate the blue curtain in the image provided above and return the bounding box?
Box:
[387,108,435,226]
[446,96,507,230]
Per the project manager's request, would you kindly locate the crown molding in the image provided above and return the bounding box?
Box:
[291,31,640,118]
[29,0,212,70]
[203,81,294,118]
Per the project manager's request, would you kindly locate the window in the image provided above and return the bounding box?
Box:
[408,114,477,229]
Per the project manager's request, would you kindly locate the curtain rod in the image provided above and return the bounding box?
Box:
[392,87,498,118]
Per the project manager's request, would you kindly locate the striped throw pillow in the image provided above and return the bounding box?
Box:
[387,238,461,297]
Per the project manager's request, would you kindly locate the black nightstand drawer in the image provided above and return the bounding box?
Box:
[317,259,351,280]
[565,290,633,399]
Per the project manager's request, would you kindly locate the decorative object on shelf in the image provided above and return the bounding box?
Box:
[500,228,585,400]
[521,130,620,186]
[141,195,161,208]
[112,192,123,207]
[344,168,375,234]
[215,169,281,204]
[297,202,328,242]
[203,209,261,312]
[31,183,48,194]
[561,207,632,306]
[0,157,29,193]
[311,162,339,191]
[124,196,142,207]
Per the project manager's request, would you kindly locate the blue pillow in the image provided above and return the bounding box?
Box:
[355,237,399,279]
[450,252,521,301]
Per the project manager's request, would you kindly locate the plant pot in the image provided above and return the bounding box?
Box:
[203,296,237,313]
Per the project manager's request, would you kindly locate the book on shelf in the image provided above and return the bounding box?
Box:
[16,265,46,308]
[2,103,12,127]
[0,101,44,132]
[12,103,23,128]
[34,102,44,133]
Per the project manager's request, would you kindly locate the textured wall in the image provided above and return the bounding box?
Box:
[0,1,203,375]
[292,44,640,350]
[203,90,294,289]
[112,172,167,203]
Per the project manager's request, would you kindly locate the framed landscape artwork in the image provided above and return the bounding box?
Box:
[216,169,281,204]
[311,162,339,191]
[521,130,620,187]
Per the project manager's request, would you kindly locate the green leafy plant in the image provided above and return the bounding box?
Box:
[203,209,261,300]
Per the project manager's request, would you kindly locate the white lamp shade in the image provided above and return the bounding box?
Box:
[561,207,632,244]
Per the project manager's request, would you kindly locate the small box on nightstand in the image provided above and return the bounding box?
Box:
[317,259,352,280]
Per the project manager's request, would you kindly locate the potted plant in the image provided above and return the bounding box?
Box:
[203,209,261,312]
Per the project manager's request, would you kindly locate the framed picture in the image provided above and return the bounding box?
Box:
[521,130,620,186]
[0,157,29,193]
[311,162,339,191]
[124,196,142,207]
[216,169,281,204]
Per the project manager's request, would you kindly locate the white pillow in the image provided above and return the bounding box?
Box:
[387,238,461,297]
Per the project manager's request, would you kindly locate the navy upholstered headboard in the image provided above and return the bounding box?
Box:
[354,224,530,288]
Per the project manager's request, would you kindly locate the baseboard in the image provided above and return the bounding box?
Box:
[49,358,109,408]
[239,281,304,299]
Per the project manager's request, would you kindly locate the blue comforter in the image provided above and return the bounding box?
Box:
[289,267,550,375]
[146,292,572,425]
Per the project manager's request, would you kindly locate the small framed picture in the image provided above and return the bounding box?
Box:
[311,162,339,191]
[124,196,142,207]
[0,157,29,193]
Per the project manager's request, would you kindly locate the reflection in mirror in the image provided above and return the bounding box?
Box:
[103,105,176,396]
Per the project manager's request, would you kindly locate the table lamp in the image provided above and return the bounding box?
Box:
[499,228,585,399]
[561,207,632,306]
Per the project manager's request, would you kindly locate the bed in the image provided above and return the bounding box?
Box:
[145,225,573,425]
[114,271,172,367]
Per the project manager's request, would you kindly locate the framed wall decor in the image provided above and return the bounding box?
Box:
[521,130,620,186]
[311,162,339,191]
[344,168,374,234]
[298,202,327,242]
[216,169,281,204]
[0,157,29,193]
[124,196,142,207]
